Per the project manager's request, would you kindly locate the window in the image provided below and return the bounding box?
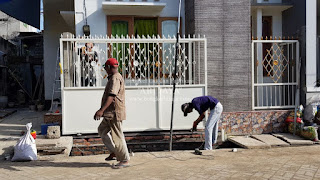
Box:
[107,16,179,37]
[107,16,180,79]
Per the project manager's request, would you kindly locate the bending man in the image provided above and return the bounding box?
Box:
[181,96,223,150]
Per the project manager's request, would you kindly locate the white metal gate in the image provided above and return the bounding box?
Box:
[59,34,207,134]
[252,40,299,110]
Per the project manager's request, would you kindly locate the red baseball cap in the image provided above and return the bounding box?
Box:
[105,58,119,67]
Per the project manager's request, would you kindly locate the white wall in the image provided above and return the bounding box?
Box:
[262,9,282,37]
[62,86,204,134]
[251,8,282,37]
[19,23,38,33]
[74,0,185,36]
[305,0,318,94]
[43,0,74,100]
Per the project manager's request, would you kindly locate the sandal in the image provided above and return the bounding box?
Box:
[112,162,130,169]
[105,153,116,161]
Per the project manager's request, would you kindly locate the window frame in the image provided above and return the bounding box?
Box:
[107,16,181,36]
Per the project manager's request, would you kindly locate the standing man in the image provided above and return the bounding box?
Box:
[181,96,223,150]
[94,58,130,168]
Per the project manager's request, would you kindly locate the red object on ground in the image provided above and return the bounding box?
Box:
[31,131,37,139]
[55,110,60,113]
[285,117,302,123]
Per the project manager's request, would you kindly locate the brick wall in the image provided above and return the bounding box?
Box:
[70,110,291,156]
[186,0,252,112]
[71,133,205,156]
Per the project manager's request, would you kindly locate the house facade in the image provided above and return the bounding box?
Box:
[0,11,38,40]
[43,0,316,135]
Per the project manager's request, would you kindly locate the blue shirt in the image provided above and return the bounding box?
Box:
[191,96,219,114]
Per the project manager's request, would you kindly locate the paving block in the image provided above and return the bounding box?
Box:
[272,133,314,146]
[228,136,271,149]
[251,134,290,147]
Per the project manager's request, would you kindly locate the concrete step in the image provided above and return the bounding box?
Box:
[272,133,314,146]
[228,136,271,149]
[35,135,73,157]
[251,134,290,147]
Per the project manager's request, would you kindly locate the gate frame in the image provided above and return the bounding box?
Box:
[58,35,208,134]
[251,39,300,110]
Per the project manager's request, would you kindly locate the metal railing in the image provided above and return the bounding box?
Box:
[252,39,299,110]
[59,34,207,88]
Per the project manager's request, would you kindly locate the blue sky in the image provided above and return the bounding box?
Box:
[40,0,43,31]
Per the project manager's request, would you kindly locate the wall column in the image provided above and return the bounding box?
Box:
[306,0,317,91]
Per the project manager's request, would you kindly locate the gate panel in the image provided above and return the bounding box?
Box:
[60,35,207,134]
[252,40,299,110]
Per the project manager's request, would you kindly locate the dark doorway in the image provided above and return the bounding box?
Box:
[262,16,273,77]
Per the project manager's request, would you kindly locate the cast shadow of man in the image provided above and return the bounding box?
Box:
[0,160,112,171]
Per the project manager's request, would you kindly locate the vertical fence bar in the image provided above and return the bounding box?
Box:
[193,42,196,85]
[122,43,125,79]
[252,42,255,109]
[292,43,295,105]
[198,41,200,84]
[296,41,300,104]
[188,42,192,85]
[272,86,274,106]
[153,42,155,85]
[66,41,70,87]
[162,43,165,85]
[158,43,160,85]
[257,86,260,107]
[139,43,142,85]
[183,42,186,85]
[148,43,150,85]
[78,42,82,87]
[133,43,136,85]
[204,39,208,95]
[265,86,268,106]
[280,85,282,106]
[144,43,147,85]
[129,43,133,86]
[73,42,77,87]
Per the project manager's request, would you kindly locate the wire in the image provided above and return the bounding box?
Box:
[83,0,88,25]
[169,0,182,152]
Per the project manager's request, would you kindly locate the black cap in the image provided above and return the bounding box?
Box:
[181,103,191,117]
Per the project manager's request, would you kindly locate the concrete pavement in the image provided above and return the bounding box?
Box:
[1,145,320,180]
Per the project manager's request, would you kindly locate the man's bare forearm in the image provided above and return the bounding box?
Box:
[195,112,205,125]
[100,96,115,112]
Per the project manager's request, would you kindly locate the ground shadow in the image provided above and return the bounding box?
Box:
[0,160,112,171]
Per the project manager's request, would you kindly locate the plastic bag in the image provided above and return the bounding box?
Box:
[300,126,318,141]
[11,123,37,161]
[303,105,315,126]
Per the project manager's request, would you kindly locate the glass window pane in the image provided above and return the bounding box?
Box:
[162,20,177,37]
[112,21,128,36]
[162,20,178,79]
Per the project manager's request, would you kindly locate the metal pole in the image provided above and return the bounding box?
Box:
[293,43,300,135]
[169,0,182,151]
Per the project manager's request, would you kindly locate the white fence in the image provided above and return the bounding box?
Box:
[252,40,299,110]
[60,35,207,134]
